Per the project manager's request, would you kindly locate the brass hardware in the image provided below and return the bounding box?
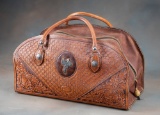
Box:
[135,88,140,97]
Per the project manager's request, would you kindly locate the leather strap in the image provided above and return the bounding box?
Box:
[42,16,98,50]
[38,16,101,70]
[66,12,113,27]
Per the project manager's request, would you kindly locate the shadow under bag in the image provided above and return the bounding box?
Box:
[13,12,144,110]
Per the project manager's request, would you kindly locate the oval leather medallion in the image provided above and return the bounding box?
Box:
[56,51,76,77]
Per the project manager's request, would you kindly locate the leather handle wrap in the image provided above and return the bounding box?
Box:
[67,12,113,27]
[42,16,98,49]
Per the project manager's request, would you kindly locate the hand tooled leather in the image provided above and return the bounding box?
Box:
[15,57,128,109]
[13,22,144,110]
[78,68,127,109]
[15,59,54,95]
[14,36,127,96]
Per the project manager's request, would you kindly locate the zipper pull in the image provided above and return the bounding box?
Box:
[134,79,141,100]
[135,88,140,100]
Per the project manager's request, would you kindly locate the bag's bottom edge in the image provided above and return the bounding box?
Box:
[15,89,130,110]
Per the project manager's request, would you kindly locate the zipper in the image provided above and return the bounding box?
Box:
[43,24,144,68]
[56,24,144,70]
[55,31,138,80]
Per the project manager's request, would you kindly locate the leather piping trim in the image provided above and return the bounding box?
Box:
[13,56,17,91]
[126,60,130,109]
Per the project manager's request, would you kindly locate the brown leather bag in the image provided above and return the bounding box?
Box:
[13,12,144,110]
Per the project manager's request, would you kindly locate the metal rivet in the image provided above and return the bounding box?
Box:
[39,41,43,45]
[92,47,97,51]
[36,53,42,60]
[91,60,98,67]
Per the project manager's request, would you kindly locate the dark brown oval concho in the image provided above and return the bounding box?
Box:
[56,51,76,77]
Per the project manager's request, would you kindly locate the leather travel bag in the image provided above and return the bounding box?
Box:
[13,12,144,110]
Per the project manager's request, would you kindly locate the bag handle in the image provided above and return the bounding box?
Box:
[66,12,113,27]
[36,16,101,72]
[41,16,98,50]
